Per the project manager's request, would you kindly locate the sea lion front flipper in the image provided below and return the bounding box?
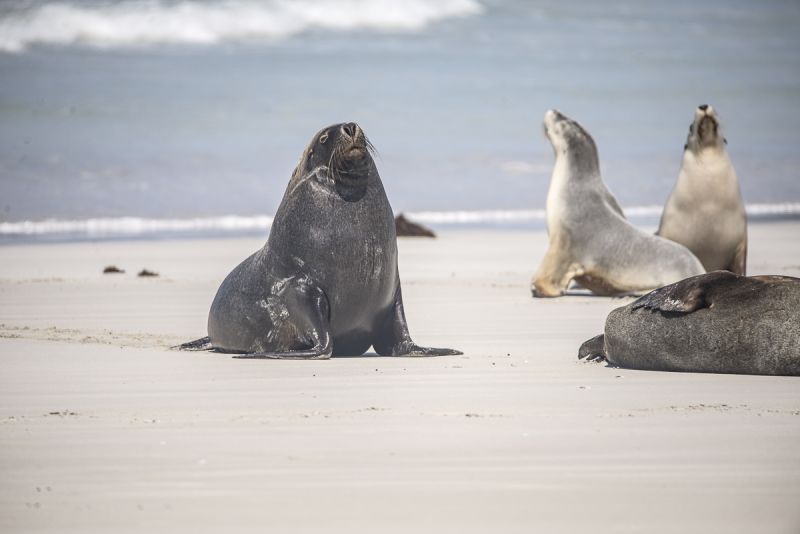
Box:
[394,344,463,357]
[728,238,747,276]
[373,284,462,357]
[234,283,332,360]
[531,234,577,298]
[630,271,739,314]
[578,334,606,362]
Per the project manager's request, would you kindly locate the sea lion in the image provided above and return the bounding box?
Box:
[657,105,747,274]
[578,271,800,376]
[395,213,436,237]
[179,122,461,359]
[531,110,705,297]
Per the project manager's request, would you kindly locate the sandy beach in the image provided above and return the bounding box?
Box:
[1,222,799,533]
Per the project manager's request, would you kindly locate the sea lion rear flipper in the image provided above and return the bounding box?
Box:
[373,284,462,357]
[578,334,606,362]
[631,271,740,313]
[234,283,332,360]
[174,336,212,351]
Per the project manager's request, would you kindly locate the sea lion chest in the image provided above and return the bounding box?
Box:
[267,177,398,334]
[664,152,745,263]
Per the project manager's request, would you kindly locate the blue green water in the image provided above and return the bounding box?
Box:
[0,0,798,239]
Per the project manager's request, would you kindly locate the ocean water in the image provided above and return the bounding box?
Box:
[0,0,799,241]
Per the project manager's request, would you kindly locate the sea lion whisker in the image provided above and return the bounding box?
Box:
[365,136,379,158]
[328,147,343,182]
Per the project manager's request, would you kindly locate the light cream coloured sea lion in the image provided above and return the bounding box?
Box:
[532,110,705,297]
[657,105,747,274]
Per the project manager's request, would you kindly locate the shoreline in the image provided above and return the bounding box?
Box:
[2,205,799,246]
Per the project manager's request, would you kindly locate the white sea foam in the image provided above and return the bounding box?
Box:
[0,215,275,236]
[2,203,798,238]
[408,203,800,224]
[407,209,548,224]
[0,0,484,53]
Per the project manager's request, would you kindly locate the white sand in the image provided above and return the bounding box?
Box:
[1,222,799,533]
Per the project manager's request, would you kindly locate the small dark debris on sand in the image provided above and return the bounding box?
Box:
[137,269,159,278]
[103,265,125,274]
[395,213,435,238]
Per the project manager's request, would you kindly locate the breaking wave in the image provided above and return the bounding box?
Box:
[0,214,275,236]
[1,203,798,239]
[407,203,800,224]
[0,0,484,53]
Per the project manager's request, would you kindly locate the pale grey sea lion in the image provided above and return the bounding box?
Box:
[531,110,705,297]
[579,271,800,376]
[179,122,461,359]
[657,105,747,274]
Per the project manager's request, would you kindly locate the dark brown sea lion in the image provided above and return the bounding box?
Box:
[579,271,800,376]
[179,122,461,359]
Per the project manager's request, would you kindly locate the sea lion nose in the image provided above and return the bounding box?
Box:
[698,104,709,111]
[342,122,359,138]
[544,109,561,124]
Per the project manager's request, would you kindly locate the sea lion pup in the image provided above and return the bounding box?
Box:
[179,123,461,359]
[531,110,704,297]
[657,105,747,274]
[579,271,800,376]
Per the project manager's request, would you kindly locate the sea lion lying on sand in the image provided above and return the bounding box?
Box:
[579,271,800,376]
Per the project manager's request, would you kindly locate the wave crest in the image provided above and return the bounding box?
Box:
[0,0,484,53]
[2,203,798,238]
[0,215,275,236]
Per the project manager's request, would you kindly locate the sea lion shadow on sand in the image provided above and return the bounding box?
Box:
[562,282,641,299]
[177,337,403,359]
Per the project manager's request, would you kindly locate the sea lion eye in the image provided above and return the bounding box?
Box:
[319,132,329,144]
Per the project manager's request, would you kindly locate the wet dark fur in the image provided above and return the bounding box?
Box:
[179,123,460,359]
[579,271,800,376]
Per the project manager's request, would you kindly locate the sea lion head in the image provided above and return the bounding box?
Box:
[685,104,726,152]
[542,109,599,173]
[296,122,375,194]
